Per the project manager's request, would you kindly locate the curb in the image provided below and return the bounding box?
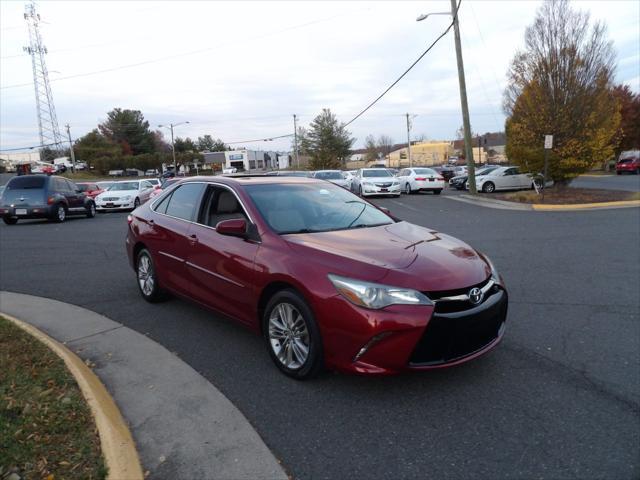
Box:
[1,312,143,480]
[454,194,640,211]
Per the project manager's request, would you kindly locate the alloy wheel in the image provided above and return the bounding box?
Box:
[137,254,155,297]
[405,183,411,194]
[57,205,66,222]
[268,303,310,370]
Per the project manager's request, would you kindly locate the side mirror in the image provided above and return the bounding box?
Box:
[216,218,248,238]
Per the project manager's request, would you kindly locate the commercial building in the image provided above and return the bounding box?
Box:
[387,141,453,167]
[202,149,285,172]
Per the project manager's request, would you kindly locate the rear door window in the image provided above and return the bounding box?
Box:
[163,183,205,221]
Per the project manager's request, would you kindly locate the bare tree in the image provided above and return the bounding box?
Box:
[377,135,394,157]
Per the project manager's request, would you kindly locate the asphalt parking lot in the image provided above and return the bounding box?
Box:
[1,189,638,479]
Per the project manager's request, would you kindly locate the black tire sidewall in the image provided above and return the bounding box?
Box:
[3,217,17,225]
[86,202,96,218]
[262,289,323,380]
[52,204,66,222]
[483,182,495,193]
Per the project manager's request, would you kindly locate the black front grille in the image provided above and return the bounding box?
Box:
[409,290,507,366]
[426,277,496,314]
[375,182,392,188]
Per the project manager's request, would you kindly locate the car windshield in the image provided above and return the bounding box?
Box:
[76,184,89,192]
[7,176,45,190]
[160,178,179,188]
[315,171,343,180]
[245,183,394,234]
[413,168,436,175]
[362,170,392,178]
[108,182,138,191]
[477,167,499,176]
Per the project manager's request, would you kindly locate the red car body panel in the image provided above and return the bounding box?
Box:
[126,176,507,375]
[76,183,104,199]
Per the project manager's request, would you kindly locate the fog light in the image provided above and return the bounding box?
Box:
[354,332,392,362]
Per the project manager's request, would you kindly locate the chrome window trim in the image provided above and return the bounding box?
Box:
[150,180,255,225]
[185,261,244,288]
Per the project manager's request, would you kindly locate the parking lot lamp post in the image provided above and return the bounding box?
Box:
[417,1,477,194]
[158,121,189,174]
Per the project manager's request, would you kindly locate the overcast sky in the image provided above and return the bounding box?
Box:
[1,0,638,153]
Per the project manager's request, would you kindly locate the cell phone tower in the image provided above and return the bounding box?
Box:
[23,2,63,152]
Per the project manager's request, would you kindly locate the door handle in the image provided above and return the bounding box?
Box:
[188,234,198,244]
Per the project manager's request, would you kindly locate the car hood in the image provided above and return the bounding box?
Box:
[284,221,490,291]
[328,179,349,186]
[450,174,468,181]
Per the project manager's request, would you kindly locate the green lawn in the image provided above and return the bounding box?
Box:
[0,317,106,480]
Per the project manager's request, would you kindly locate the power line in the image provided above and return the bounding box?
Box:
[0,140,60,152]
[344,0,461,127]
[1,7,372,90]
[226,133,293,145]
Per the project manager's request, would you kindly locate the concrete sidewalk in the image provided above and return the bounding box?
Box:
[0,291,288,480]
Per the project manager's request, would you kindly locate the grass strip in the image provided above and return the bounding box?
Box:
[0,316,106,480]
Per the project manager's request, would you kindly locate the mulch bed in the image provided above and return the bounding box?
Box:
[493,187,640,204]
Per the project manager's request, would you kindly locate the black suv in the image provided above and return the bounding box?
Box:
[0,175,96,225]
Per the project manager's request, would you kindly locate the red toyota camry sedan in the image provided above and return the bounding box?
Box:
[126,176,507,379]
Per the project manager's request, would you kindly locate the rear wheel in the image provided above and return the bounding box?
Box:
[3,217,17,225]
[263,289,323,380]
[136,249,166,302]
[433,189,442,195]
[482,182,495,193]
[51,203,66,223]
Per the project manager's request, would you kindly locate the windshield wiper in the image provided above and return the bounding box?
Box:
[279,228,324,234]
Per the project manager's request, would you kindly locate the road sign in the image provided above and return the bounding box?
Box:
[544,135,553,149]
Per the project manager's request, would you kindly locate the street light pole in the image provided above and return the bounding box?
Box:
[406,113,412,168]
[293,114,299,169]
[158,121,189,175]
[417,1,476,193]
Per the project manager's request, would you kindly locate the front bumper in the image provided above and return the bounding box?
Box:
[0,204,53,219]
[315,286,507,375]
[361,184,401,196]
[96,200,135,211]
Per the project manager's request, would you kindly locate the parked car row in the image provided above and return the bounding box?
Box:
[0,176,162,225]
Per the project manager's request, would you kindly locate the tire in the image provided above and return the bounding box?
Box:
[358,185,363,197]
[616,171,621,175]
[404,183,412,195]
[51,203,66,223]
[263,289,323,380]
[433,189,442,195]
[136,248,166,303]
[394,194,401,198]
[3,217,17,225]
[482,182,495,193]
[86,202,96,218]
[134,197,141,209]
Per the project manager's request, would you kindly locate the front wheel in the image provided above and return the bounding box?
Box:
[433,189,442,195]
[133,197,141,209]
[263,289,323,380]
[358,185,364,197]
[136,249,166,302]
[86,202,96,218]
[482,182,495,193]
[404,183,412,195]
[3,217,18,225]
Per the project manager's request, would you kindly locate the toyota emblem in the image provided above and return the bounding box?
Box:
[468,287,483,305]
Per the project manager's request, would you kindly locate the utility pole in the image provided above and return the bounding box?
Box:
[293,114,299,169]
[450,0,476,194]
[406,113,412,168]
[65,124,76,173]
[158,121,189,175]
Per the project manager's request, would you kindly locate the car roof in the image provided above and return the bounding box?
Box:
[179,175,322,187]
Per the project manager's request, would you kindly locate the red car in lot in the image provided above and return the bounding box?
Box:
[75,182,104,199]
[615,150,640,174]
[126,176,507,379]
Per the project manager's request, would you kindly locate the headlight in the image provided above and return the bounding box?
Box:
[482,254,503,287]
[363,181,373,186]
[392,181,399,186]
[121,195,132,201]
[328,274,433,309]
